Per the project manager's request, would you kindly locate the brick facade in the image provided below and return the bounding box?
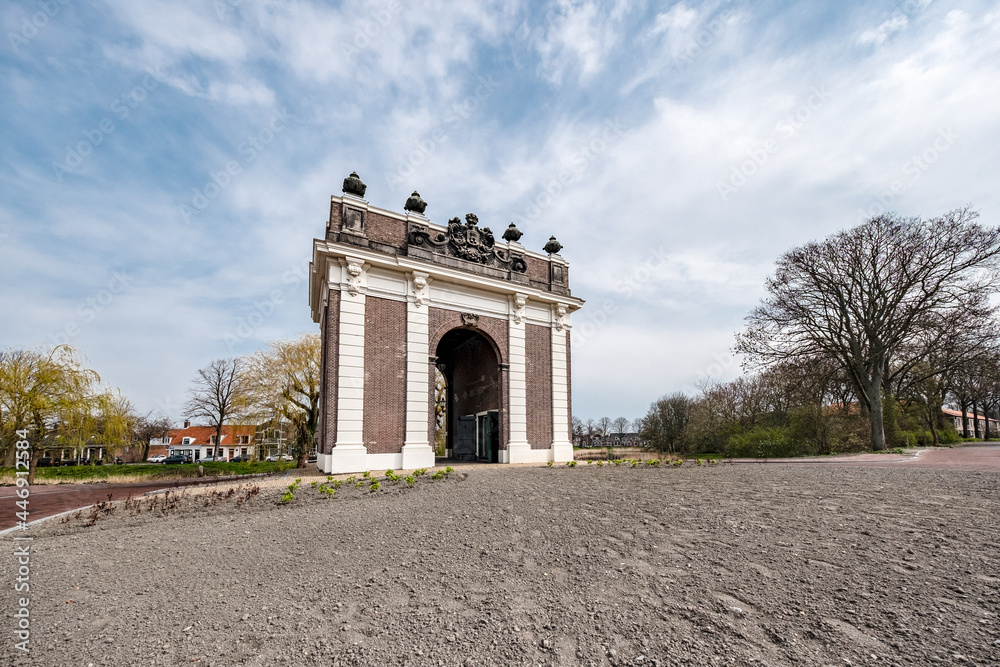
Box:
[320,289,340,455]
[363,297,407,454]
[526,324,553,449]
[312,187,581,473]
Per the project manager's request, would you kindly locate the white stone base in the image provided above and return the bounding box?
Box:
[504,444,555,464]
[552,440,574,463]
[326,443,369,473]
[402,442,435,470]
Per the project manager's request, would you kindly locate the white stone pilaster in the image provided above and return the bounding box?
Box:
[506,293,531,463]
[330,257,368,473]
[402,272,435,469]
[551,304,573,463]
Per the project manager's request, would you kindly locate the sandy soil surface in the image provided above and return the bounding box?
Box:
[2,463,999,666]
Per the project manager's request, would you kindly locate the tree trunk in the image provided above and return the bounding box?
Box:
[972,400,981,438]
[960,399,970,438]
[868,381,887,451]
[985,405,992,441]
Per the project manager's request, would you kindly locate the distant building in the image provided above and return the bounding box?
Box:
[942,408,999,437]
[151,421,257,461]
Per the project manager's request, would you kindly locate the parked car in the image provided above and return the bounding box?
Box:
[229,455,251,463]
[36,457,57,467]
[264,454,294,462]
[307,453,317,463]
[161,455,192,464]
[200,455,227,462]
[147,454,166,463]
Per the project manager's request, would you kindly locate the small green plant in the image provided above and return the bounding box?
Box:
[327,476,334,482]
[547,461,553,467]
[672,459,683,467]
[310,481,319,488]
[444,466,454,473]
[613,459,622,467]
[596,460,604,467]
[630,459,639,468]
[317,483,336,497]
[362,470,371,478]
[646,459,659,467]
[369,480,380,492]
[696,458,705,466]
[414,468,427,477]
[565,460,578,467]
[431,470,445,481]
[280,491,294,504]
[331,479,342,489]
[405,475,415,486]
[346,475,357,483]
[587,459,593,465]
[355,480,364,488]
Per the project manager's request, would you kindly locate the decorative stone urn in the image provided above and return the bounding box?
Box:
[404,191,428,214]
[502,223,523,243]
[543,236,563,255]
[342,171,367,198]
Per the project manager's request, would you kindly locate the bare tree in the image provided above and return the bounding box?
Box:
[596,417,612,438]
[611,417,629,435]
[641,393,692,455]
[185,358,249,460]
[134,412,172,460]
[737,209,1000,450]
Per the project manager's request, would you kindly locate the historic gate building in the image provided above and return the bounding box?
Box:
[310,172,584,474]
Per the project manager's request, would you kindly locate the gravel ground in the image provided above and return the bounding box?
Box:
[3,462,999,666]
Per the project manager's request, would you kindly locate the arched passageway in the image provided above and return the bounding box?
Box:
[434,328,502,462]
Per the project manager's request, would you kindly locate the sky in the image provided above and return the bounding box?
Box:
[2,0,1000,426]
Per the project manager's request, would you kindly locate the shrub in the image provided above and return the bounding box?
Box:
[725,426,796,458]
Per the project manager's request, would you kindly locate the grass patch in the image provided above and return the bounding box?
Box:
[0,461,297,486]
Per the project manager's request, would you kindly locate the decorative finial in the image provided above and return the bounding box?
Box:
[342,171,367,198]
[404,191,427,214]
[465,213,479,227]
[543,236,563,255]
[502,223,523,243]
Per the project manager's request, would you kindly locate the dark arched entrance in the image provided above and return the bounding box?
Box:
[435,327,502,462]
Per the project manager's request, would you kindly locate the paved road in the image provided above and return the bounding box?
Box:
[732,442,1000,471]
[0,477,244,532]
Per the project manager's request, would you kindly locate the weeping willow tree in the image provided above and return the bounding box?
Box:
[0,345,107,478]
[243,333,320,466]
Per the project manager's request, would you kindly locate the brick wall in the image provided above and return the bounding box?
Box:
[328,199,342,232]
[321,289,340,454]
[450,335,501,420]
[365,210,407,247]
[363,296,407,454]
[526,324,553,449]
[524,255,549,285]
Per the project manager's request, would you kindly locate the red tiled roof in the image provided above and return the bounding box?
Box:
[164,424,256,446]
